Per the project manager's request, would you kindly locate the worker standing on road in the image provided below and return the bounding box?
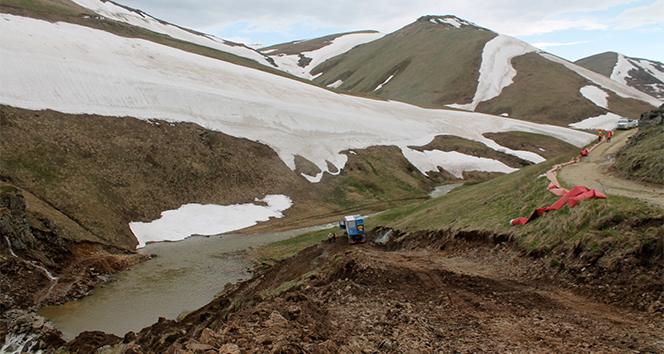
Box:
[607,130,613,142]
[597,129,603,143]
[333,233,337,243]
[328,233,332,244]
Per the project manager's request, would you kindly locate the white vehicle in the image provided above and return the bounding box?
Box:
[616,118,638,130]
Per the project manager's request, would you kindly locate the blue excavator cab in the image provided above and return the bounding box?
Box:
[339,215,366,244]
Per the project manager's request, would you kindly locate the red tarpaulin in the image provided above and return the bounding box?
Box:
[511,186,607,225]
[511,141,608,226]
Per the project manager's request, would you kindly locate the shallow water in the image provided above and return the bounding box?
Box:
[38,223,335,340]
[429,183,463,198]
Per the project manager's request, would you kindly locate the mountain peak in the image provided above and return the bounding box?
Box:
[417,15,476,29]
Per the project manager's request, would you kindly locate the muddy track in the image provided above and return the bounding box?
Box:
[558,129,664,207]
[123,232,663,354]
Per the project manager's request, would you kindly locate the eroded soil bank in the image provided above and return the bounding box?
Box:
[60,226,663,354]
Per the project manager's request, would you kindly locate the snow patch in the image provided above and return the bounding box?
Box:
[430,16,475,28]
[268,32,385,79]
[447,35,538,111]
[401,148,518,178]
[129,195,293,248]
[580,85,609,109]
[610,53,633,85]
[327,80,344,89]
[374,75,394,91]
[540,52,662,107]
[568,112,622,131]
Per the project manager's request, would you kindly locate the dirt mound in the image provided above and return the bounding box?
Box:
[108,229,664,354]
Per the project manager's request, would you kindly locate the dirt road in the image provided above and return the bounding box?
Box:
[558,129,664,207]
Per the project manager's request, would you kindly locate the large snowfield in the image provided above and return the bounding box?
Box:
[0,13,609,245]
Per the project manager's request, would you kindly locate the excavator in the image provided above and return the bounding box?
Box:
[339,215,366,244]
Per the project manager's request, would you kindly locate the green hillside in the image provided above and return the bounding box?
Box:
[574,52,619,77]
[311,18,656,126]
[612,106,664,184]
[312,16,496,108]
[477,53,655,125]
[260,30,380,55]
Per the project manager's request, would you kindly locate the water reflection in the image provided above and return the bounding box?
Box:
[39,223,335,340]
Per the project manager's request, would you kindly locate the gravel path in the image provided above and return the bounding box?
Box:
[558,129,664,207]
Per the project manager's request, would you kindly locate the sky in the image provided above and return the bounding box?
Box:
[115,0,664,63]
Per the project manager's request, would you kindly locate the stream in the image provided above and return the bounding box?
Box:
[38,223,335,340]
[37,184,460,341]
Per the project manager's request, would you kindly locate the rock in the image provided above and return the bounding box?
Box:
[0,186,36,251]
[218,343,241,354]
[123,331,137,343]
[32,316,45,329]
[639,105,664,130]
[378,339,392,350]
[198,328,223,347]
[265,310,288,327]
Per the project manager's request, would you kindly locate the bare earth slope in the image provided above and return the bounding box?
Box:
[121,231,663,354]
[558,129,664,207]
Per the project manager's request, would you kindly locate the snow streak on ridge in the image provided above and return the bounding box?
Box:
[1,14,595,183]
[265,32,385,79]
[447,35,538,111]
[541,53,663,107]
[70,0,273,66]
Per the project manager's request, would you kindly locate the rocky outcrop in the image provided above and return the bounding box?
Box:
[0,310,66,353]
[0,185,36,251]
[639,104,664,130]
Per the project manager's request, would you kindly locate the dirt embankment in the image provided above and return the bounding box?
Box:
[84,228,663,354]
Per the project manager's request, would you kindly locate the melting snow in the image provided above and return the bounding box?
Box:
[430,16,474,28]
[267,32,385,79]
[610,53,633,84]
[447,35,538,111]
[129,195,293,248]
[402,148,518,178]
[580,85,609,109]
[374,75,394,91]
[1,14,595,185]
[540,53,662,107]
[69,0,272,66]
[568,112,622,131]
[327,80,344,89]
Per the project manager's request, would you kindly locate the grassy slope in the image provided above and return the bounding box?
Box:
[1,106,455,248]
[260,30,380,56]
[312,19,495,108]
[612,124,664,185]
[477,53,656,125]
[0,106,321,248]
[574,52,618,77]
[259,144,662,271]
[371,151,663,260]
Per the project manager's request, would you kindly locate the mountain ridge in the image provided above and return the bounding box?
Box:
[575,51,664,100]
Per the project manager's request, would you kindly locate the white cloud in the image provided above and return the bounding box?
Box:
[90,0,664,61]
[616,0,664,29]
[116,0,633,37]
[533,41,590,49]
[496,19,609,36]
